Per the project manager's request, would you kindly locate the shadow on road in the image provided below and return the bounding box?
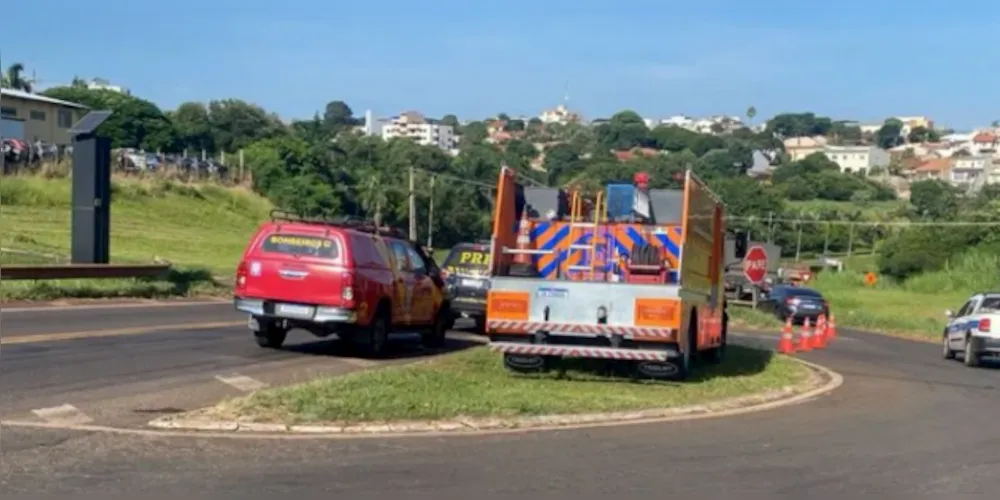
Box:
[279,331,483,361]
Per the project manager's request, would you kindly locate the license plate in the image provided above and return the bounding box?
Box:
[462,279,484,288]
[275,303,314,318]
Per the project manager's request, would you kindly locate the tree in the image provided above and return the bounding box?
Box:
[208,99,287,152]
[875,118,904,149]
[1,63,32,92]
[828,121,863,145]
[594,110,653,150]
[542,143,583,185]
[766,113,832,138]
[906,126,939,144]
[172,102,214,152]
[910,180,960,220]
[746,106,757,124]
[440,114,460,129]
[42,86,176,150]
[323,100,356,130]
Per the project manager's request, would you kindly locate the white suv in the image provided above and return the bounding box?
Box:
[942,292,1000,367]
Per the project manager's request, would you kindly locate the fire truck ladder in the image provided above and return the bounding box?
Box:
[566,189,606,280]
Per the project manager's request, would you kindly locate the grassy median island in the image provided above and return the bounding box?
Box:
[0,175,271,301]
[729,250,993,341]
[206,345,810,425]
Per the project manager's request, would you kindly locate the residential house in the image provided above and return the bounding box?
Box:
[822,145,890,174]
[909,158,954,182]
[0,88,89,146]
[895,116,934,136]
[971,131,997,156]
[380,111,456,150]
[783,136,827,161]
[950,155,993,192]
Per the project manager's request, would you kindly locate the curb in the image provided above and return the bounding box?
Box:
[146,356,842,437]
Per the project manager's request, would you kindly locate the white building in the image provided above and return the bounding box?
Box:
[86,78,128,94]
[380,111,455,150]
[950,155,994,192]
[822,145,890,174]
[539,104,580,125]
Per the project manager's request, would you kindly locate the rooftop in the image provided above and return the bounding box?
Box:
[1,88,89,109]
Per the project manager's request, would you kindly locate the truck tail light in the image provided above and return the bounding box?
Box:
[980,318,991,333]
[235,261,248,290]
[341,271,355,307]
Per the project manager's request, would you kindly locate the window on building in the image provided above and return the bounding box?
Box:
[30,110,46,121]
[0,106,16,118]
[57,109,74,128]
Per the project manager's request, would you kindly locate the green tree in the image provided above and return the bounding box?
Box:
[42,86,176,150]
[876,118,904,149]
[1,62,33,92]
[906,126,940,143]
[440,114,460,129]
[594,111,652,150]
[172,102,214,152]
[909,180,960,220]
[208,99,287,152]
[766,113,832,138]
[323,100,356,131]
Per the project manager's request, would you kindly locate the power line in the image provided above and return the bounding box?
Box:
[726,216,1000,227]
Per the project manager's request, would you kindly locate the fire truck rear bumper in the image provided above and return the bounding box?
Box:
[489,342,679,361]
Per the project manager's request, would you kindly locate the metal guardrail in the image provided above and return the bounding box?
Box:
[0,263,172,280]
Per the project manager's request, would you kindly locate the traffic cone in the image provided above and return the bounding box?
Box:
[796,318,813,352]
[813,314,827,349]
[828,314,837,340]
[513,210,533,267]
[777,316,795,354]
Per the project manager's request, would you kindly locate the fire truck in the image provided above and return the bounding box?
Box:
[485,167,731,380]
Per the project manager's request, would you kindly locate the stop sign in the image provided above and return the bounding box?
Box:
[742,245,768,284]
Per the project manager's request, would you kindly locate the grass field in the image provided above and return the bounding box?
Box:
[0,175,272,301]
[206,346,809,425]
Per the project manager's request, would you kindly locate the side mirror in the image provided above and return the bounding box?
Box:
[945,309,954,318]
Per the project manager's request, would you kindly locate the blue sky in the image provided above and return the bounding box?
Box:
[7,0,999,129]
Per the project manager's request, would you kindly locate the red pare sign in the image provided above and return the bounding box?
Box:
[742,245,768,284]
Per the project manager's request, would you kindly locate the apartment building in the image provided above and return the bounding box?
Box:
[539,104,581,125]
[822,145,890,174]
[949,155,993,191]
[380,111,455,150]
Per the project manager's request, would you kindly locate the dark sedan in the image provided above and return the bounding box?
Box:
[765,285,830,324]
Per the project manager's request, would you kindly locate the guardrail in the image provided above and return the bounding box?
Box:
[0,263,172,280]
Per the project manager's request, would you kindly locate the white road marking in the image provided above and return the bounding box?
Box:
[31,404,93,425]
[215,375,268,392]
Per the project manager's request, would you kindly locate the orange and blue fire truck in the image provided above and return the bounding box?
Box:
[485,167,731,380]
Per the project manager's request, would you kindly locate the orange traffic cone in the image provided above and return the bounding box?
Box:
[813,314,827,349]
[513,210,533,267]
[827,314,837,340]
[796,318,813,352]
[777,316,795,354]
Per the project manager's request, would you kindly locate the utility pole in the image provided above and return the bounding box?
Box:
[795,217,803,262]
[847,223,855,258]
[766,211,774,244]
[427,175,435,249]
[408,165,416,240]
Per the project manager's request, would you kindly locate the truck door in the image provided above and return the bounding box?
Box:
[388,241,417,326]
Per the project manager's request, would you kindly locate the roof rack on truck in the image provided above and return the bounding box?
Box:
[484,166,729,381]
[268,209,410,240]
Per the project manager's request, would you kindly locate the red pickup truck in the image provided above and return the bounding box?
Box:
[233,211,451,357]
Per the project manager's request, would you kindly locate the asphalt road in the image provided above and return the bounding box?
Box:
[3,302,1000,497]
[0,301,481,428]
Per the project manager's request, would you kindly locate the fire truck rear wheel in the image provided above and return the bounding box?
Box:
[503,353,550,373]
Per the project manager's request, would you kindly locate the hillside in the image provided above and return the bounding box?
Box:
[0,176,272,300]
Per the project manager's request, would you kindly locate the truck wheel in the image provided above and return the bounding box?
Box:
[358,311,390,358]
[421,306,449,348]
[963,336,980,367]
[666,312,697,381]
[942,334,955,360]
[503,353,550,374]
[254,319,287,349]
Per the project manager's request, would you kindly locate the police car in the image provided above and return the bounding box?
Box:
[942,292,1000,367]
[439,242,491,333]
